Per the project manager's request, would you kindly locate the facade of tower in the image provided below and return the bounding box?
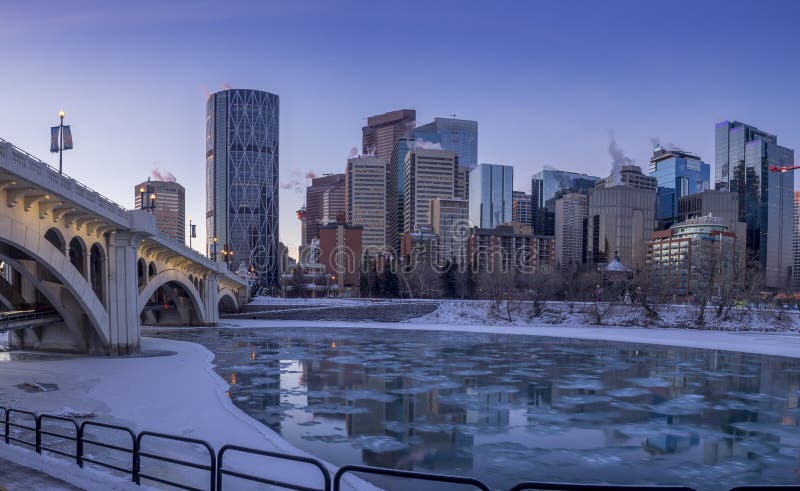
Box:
[512,191,532,225]
[386,137,415,255]
[554,192,588,268]
[305,174,346,244]
[794,191,800,288]
[649,146,710,225]
[412,117,478,169]
[346,156,387,253]
[469,163,513,229]
[206,89,279,288]
[403,148,457,234]
[362,109,416,161]
[715,120,794,288]
[134,179,186,243]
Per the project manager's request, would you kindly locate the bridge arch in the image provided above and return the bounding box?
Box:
[137,269,207,325]
[89,242,106,306]
[137,258,147,287]
[218,289,239,313]
[0,218,110,352]
[44,228,66,254]
[68,236,87,278]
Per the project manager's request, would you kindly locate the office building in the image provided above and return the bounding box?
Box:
[597,165,657,191]
[319,216,362,296]
[206,88,279,287]
[469,163,513,229]
[134,178,186,243]
[412,117,478,169]
[430,198,469,266]
[646,215,743,297]
[531,169,600,212]
[305,174,346,244]
[677,190,746,243]
[554,193,588,268]
[649,146,710,224]
[386,137,414,255]
[795,191,800,288]
[362,109,416,161]
[346,156,387,253]
[403,148,457,235]
[587,185,656,270]
[715,120,794,288]
[512,191,532,225]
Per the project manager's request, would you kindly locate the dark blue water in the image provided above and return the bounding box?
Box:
[146,327,800,490]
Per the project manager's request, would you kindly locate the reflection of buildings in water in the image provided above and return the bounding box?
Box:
[223,339,283,432]
[644,431,700,454]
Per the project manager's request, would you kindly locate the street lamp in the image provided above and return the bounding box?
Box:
[212,237,218,261]
[188,217,196,249]
[50,109,73,174]
[139,177,156,213]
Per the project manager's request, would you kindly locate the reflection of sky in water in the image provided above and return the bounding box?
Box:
[147,328,800,490]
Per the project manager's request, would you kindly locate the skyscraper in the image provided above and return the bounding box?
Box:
[430,197,469,266]
[554,192,588,268]
[404,148,457,234]
[362,109,416,161]
[346,156,387,253]
[206,88,279,287]
[305,174,346,244]
[412,117,478,169]
[587,186,656,270]
[649,146,710,225]
[512,191,532,225]
[715,120,794,288]
[134,178,186,243]
[469,163,513,229]
[531,169,598,235]
[794,191,800,288]
[386,137,414,255]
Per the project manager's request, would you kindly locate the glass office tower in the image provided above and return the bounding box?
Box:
[649,146,710,224]
[206,89,279,289]
[469,163,513,228]
[715,120,794,288]
[412,117,478,169]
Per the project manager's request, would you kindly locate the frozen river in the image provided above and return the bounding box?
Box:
[146,326,800,490]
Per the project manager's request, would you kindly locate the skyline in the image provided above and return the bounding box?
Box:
[2,0,799,256]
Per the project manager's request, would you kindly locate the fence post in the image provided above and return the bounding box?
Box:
[3,409,8,444]
[132,432,140,484]
[35,415,41,454]
[76,424,84,467]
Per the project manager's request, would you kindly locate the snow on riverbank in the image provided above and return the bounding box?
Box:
[218,318,800,359]
[0,337,375,490]
[411,299,800,332]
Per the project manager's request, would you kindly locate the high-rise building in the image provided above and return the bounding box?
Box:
[794,191,800,288]
[677,190,746,243]
[134,178,186,243]
[412,117,478,169]
[346,156,387,253]
[403,148,457,235]
[649,146,710,224]
[386,137,414,255]
[430,198,469,266]
[587,185,656,270]
[206,88,279,287]
[468,222,533,273]
[512,191,532,225]
[597,165,657,191]
[554,193,588,268]
[469,163,513,229]
[531,169,600,212]
[319,216,362,296]
[305,174,346,244]
[362,109,416,161]
[715,120,794,288]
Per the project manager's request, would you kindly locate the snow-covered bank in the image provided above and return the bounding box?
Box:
[412,299,800,332]
[216,318,800,359]
[0,337,374,491]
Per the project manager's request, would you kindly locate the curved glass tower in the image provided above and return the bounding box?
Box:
[206,89,279,289]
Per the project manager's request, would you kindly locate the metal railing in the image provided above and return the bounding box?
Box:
[0,404,797,491]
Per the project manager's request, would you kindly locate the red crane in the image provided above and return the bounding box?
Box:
[769,164,800,172]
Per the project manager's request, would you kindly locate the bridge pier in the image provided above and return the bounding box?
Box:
[106,230,147,355]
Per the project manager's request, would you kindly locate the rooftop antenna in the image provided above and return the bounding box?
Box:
[450,113,457,119]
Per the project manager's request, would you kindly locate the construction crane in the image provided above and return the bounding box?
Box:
[769,163,799,172]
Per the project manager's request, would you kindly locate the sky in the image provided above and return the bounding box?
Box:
[1,0,799,258]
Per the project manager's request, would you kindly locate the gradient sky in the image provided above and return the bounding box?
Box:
[1,0,799,257]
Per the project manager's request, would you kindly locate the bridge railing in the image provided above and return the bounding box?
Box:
[0,139,130,225]
[0,404,796,491]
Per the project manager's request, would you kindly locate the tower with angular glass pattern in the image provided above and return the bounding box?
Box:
[206,89,279,289]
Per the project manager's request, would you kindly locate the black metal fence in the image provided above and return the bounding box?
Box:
[1,405,798,491]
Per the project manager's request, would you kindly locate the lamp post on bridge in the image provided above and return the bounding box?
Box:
[50,110,73,174]
[188,218,196,249]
